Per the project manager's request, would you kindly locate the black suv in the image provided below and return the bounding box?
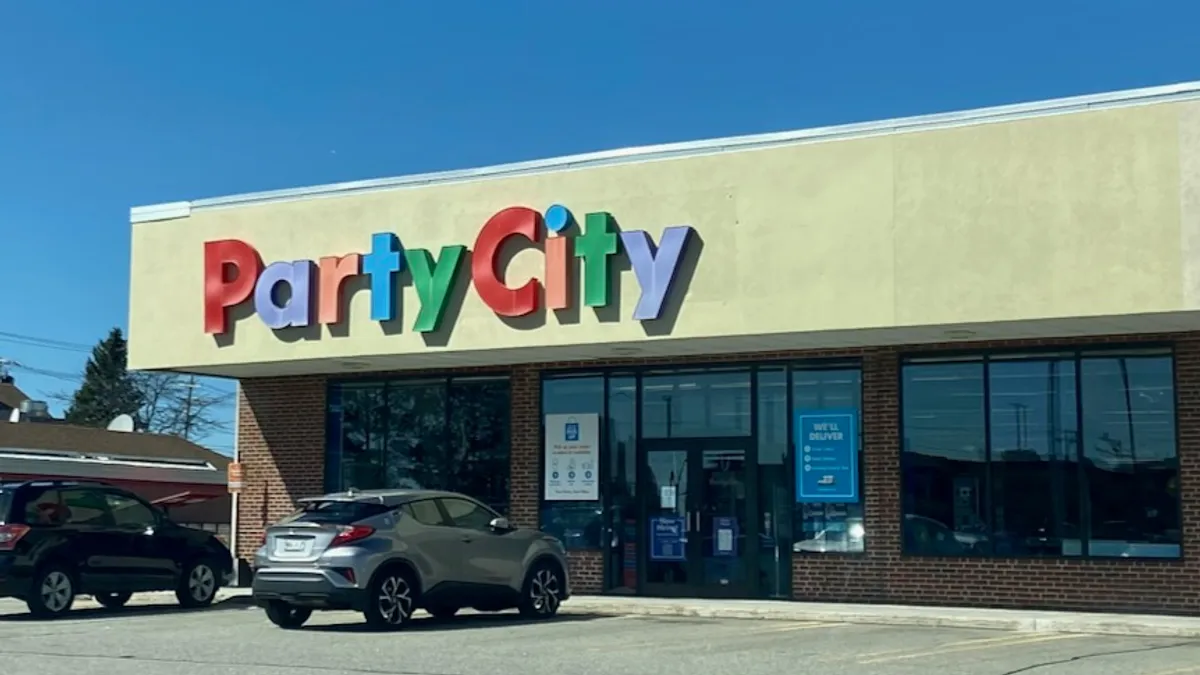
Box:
[0,480,234,617]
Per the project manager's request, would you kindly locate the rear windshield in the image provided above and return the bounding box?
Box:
[277,500,390,526]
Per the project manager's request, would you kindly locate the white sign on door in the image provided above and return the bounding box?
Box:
[544,413,600,501]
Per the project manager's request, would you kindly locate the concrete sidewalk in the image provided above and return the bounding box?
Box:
[51,587,1200,639]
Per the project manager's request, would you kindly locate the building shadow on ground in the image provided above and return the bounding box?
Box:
[0,595,254,622]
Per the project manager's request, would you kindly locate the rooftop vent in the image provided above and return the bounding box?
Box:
[18,400,50,419]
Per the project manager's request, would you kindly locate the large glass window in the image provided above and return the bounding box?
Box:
[326,376,511,514]
[642,369,752,438]
[792,367,864,555]
[901,349,1180,559]
[539,375,605,550]
[607,374,638,593]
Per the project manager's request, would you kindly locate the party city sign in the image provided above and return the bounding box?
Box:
[203,205,695,335]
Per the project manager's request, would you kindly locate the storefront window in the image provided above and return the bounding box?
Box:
[900,349,1180,559]
[901,361,988,556]
[792,367,864,555]
[326,376,511,513]
[1080,353,1180,558]
[757,367,791,596]
[539,375,604,550]
[607,374,638,593]
[642,369,751,438]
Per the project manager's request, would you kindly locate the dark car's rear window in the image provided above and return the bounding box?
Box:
[0,489,12,524]
[278,500,390,525]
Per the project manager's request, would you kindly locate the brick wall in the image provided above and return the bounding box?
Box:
[235,376,327,560]
[234,332,1200,612]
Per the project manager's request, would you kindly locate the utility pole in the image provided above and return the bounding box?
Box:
[182,375,198,441]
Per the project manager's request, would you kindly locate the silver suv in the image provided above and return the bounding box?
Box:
[251,489,570,630]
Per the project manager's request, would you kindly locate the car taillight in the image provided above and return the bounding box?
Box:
[329,525,374,547]
[0,524,31,551]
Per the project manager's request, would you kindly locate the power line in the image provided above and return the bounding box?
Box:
[0,331,92,354]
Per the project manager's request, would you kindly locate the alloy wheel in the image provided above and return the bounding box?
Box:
[376,575,413,625]
[529,568,561,615]
[40,571,73,613]
[189,564,216,602]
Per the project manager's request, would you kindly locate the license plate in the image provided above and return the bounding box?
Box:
[275,538,308,556]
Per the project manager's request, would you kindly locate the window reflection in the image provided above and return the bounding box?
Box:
[901,351,1181,560]
[901,362,987,556]
[988,358,1080,556]
[328,377,511,514]
[540,376,604,551]
[757,368,791,597]
[1081,355,1180,558]
[792,368,864,555]
[607,375,638,593]
[642,370,751,438]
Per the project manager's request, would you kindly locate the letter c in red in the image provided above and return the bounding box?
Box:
[471,207,541,317]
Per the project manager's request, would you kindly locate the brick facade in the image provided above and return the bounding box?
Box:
[235,333,1200,612]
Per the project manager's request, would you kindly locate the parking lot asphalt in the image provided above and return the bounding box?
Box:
[3,598,1200,675]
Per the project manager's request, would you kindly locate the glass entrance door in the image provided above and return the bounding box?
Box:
[641,439,756,598]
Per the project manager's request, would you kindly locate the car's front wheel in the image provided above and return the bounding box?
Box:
[265,601,312,629]
[363,566,416,631]
[94,592,132,609]
[176,560,219,608]
[27,565,76,618]
[517,560,563,619]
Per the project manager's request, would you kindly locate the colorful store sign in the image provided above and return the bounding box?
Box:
[795,408,859,504]
[203,204,695,335]
[543,413,600,501]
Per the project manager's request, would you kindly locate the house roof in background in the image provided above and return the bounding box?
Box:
[0,422,230,468]
[0,383,30,410]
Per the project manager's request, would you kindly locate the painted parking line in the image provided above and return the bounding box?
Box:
[858,633,1088,665]
[750,621,850,633]
[1143,666,1200,675]
[856,632,1052,660]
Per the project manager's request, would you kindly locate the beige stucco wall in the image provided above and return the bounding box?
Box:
[128,101,1190,373]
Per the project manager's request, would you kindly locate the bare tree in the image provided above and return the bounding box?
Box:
[53,371,233,443]
[131,372,233,442]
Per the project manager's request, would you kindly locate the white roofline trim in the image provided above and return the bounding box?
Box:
[129,80,1200,224]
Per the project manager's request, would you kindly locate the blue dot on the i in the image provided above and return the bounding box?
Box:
[544,204,571,233]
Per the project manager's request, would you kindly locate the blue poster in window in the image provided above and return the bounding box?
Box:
[649,516,686,561]
[795,408,859,504]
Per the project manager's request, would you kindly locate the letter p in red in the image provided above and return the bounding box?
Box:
[204,239,264,334]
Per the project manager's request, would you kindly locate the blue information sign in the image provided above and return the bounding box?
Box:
[712,516,739,557]
[795,408,859,503]
[649,516,687,561]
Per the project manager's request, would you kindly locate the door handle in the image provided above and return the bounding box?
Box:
[461,536,474,543]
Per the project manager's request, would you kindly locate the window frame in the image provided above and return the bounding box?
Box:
[103,490,160,529]
[898,343,1182,561]
[436,496,500,532]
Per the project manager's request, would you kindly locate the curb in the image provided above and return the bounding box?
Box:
[557,601,1200,639]
[52,590,1200,639]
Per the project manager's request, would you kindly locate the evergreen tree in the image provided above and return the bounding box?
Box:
[64,327,143,427]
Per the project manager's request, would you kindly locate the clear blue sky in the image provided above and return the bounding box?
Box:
[1,0,1198,456]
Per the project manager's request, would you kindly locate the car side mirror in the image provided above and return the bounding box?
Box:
[489,517,511,532]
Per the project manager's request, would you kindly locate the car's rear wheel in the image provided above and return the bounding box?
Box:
[265,601,312,629]
[176,560,219,608]
[27,565,76,618]
[517,560,563,619]
[363,566,416,631]
[426,604,459,620]
[94,592,132,609]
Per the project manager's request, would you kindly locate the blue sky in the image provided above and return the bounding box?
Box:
[1,0,1198,456]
